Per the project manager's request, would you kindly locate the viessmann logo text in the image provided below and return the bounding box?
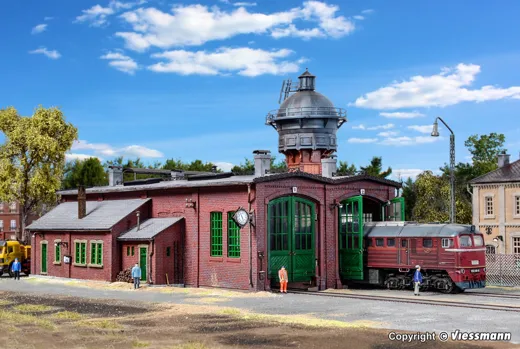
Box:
[388,330,512,342]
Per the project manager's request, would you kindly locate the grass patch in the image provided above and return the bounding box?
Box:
[219,307,381,329]
[79,319,122,330]
[169,343,209,349]
[51,311,84,321]
[0,309,55,330]
[132,340,150,348]
[0,299,13,306]
[13,304,54,313]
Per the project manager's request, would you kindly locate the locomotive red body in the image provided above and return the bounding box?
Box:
[362,222,486,293]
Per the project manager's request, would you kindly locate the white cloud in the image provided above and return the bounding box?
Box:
[29,47,61,59]
[31,24,47,34]
[149,47,305,76]
[379,135,442,146]
[44,17,54,21]
[116,1,355,51]
[378,131,399,137]
[347,137,378,143]
[213,161,235,172]
[380,111,425,119]
[352,123,394,130]
[234,2,257,6]
[361,9,374,14]
[391,169,424,180]
[72,139,163,158]
[353,15,364,20]
[66,153,102,161]
[75,0,145,27]
[100,51,139,74]
[408,125,436,134]
[353,63,520,109]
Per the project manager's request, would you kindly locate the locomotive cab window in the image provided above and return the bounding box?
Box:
[441,238,454,248]
[387,238,395,247]
[401,240,408,247]
[422,238,433,248]
[459,235,473,247]
[473,235,483,246]
[366,239,372,247]
[375,238,384,247]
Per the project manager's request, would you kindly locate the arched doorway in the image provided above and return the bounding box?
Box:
[268,196,316,282]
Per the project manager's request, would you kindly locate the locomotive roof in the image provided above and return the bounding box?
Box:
[363,222,478,238]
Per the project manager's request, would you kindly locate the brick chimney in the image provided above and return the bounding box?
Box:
[253,150,271,177]
[108,166,123,186]
[498,152,510,168]
[78,185,86,219]
[321,156,337,178]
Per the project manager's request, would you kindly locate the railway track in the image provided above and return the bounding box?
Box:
[289,290,520,313]
[465,292,520,300]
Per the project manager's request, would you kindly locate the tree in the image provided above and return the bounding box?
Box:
[401,177,416,221]
[62,157,107,190]
[0,106,78,242]
[360,156,392,178]
[412,171,450,223]
[231,156,286,175]
[336,161,357,176]
[464,133,506,176]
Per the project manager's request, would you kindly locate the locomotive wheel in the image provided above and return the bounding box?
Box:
[439,279,454,294]
[386,277,399,290]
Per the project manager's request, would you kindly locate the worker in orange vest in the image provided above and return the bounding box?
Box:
[278,266,288,293]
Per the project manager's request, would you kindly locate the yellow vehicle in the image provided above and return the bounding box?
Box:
[0,240,31,277]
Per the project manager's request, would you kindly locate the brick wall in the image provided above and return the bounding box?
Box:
[152,222,183,285]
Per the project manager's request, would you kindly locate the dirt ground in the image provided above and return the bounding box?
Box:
[0,291,516,349]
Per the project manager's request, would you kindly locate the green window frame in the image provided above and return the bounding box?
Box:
[166,247,171,257]
[131,246,135,256]
[55,242,61,263]
[90,241,103,266]
[74,241,87,265]
[210,212,223,256]
[127,246,130,256]
[227,212,240,258]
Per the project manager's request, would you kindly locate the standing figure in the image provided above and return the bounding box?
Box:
[413,265,422,296]
[11,258,21,280]
[278,266,288,293]
[132,263,141,289]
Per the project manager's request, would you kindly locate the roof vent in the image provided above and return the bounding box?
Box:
[498,151,510,168]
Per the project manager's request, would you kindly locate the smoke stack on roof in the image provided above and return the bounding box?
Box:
[253,150,271,177]
[78,185,86,219]
[498,151,510,168]
[321,156,337,178]
[108,166,123,186]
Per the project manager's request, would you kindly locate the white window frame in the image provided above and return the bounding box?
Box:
[0,220,3,231]
[513,236,520,255]
[441,238,453,248]
[514,194,520,218]
[9,202,16,213]
[10,220,16,230]
[484,194,495,219]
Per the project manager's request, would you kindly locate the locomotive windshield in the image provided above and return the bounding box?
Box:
[459,235,473,247]
[473,235,484,246]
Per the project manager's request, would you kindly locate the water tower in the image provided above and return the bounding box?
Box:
[266,69,347,175]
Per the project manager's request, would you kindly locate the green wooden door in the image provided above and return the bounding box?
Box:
[268,197,315,282]
[383,197,405,221]
[139,247,147,281]
[338,196,363,280]
[41,243,47,274]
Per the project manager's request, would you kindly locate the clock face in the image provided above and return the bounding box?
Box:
[234,209,249,227]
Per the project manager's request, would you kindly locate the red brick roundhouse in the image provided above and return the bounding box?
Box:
[27,70,404,291]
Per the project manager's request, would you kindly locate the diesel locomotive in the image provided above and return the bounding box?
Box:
[359,222,486,293]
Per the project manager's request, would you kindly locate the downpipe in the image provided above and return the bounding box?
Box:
[149,239,154,284]
[248,184,253,288]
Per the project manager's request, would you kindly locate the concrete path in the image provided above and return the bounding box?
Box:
[1,277,520,344]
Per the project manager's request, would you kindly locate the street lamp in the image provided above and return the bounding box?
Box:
[431,117,456,223]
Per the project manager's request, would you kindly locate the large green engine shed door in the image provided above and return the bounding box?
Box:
[339,196,363,280]
[383,197,405,221]
[268,196,316,283]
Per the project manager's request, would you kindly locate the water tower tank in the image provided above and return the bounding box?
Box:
[266,69,347,174]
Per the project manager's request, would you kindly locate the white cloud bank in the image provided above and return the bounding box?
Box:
[31,24,47,34]
[72,139,163,158]
[347,138,378,144]
[379,136,442,146]
[380,111,425,119]
[100,51,139,74]
[114,1,355,51]
[29,47,61,59]
[352,123,394,130]
[75,0,146,27]
[149,47,305,76]
[352,63,520,109]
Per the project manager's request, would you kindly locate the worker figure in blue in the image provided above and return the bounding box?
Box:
[413,265,422,296]
[11,258,21,280]
[131,263,141,289]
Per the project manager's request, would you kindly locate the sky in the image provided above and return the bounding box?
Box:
[1,0,520,180]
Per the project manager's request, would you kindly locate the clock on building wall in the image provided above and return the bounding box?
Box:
[233,208,250,228]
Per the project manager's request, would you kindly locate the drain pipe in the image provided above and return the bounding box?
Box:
[248,184,253,288]
[149,239,154,284]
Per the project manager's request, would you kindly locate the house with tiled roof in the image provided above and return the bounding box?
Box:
[469,153,520,255]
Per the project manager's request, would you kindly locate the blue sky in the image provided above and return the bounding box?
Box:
[1,0,520,179]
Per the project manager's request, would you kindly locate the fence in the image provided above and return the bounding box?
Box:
[485,253,520,287]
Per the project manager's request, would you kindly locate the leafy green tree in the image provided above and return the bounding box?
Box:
[231,156,286,175]
[401,177,416,221]
[412,171,450,223]
[0,106,78,242]
[464,133,506,177]
[336,161,357,176]
[62,157,107,189]
[360,156,392,178]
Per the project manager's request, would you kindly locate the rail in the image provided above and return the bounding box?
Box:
[266,107,347,124]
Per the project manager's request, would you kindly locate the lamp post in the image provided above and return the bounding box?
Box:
[431,117,456,223]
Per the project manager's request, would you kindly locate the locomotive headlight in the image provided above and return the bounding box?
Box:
[483,267,486,272]
[460,268,465,274]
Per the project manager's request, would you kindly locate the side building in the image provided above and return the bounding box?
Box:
[0,201,40,242]
[469,152,520,255]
